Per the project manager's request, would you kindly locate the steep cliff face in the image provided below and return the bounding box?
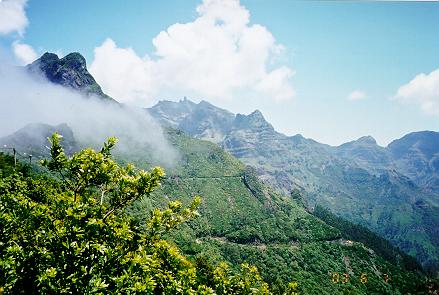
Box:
[27,52,115,102]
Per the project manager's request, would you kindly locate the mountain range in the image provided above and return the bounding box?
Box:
[0,52,434,292]
[147,98,439,272]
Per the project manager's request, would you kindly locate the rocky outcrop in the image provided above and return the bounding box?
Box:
[27,52,115,102]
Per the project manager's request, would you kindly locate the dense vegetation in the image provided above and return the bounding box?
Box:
[127,129,430,294]
[0,129,433,294]
[0,136,281,294]
[313,205,422,272]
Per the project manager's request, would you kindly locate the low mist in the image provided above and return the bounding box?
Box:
[0,62,178,168]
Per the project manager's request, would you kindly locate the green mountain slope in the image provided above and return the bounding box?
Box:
[136,129,427,294]
[0,125,427,294]
[148,99,439,273]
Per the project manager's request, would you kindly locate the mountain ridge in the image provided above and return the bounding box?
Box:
[147,98,439,272]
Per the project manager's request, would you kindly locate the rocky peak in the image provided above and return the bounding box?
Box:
[338,135,378,150]
[27,52,114,102]
[289,134,306,144]
[249,109,264,119]
[39,52,59,64]
[233,109,273,130]
[154,99,197,114]
[148,98,198,128]
[198,100,214,107]
[148,98,235,143]
[335,135,391,172]
[61,52,87,70]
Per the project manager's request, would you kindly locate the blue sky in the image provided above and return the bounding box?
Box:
[1,0,439,145]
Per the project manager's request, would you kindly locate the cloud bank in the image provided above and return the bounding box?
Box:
[393,68,439,115]
[0,0,28,35]
[90,0,295,106]
[0,62,178,167]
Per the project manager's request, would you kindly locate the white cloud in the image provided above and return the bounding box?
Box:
[90,39,156,105]
[12,40,37,65]
[0,0,28,35]
[347,90,367,101]
[90,0,295,106]
[393,69,439,115]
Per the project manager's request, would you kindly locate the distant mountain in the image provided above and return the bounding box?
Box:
[149,98,235,143]
[26,52,116,102]
[388,131,439,195]
[335,136,393,172]
[0,123,78,158]
[147,98,439,272]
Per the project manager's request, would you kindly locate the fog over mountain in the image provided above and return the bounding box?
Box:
[0,53,178,167]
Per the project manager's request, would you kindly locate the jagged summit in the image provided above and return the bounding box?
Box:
[148,98,439,269]
[38,52,59,64]
[249,109,264,119]
[27,52,115,102]
[233,109,273,130]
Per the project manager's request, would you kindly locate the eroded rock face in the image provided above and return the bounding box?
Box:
[27,52,114,101]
